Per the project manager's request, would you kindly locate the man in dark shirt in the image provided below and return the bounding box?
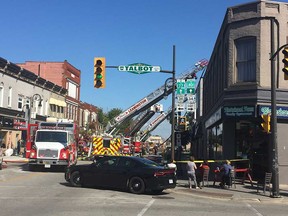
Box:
[220,160,232,188]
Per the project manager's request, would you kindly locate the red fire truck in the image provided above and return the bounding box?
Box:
[25,121,77,169]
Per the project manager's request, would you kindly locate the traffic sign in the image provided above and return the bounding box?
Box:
[176,79,185,95]
[118,63,161,74]
[186,79,196,95]
[176,103,185,112]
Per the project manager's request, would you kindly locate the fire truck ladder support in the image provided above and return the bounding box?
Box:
[106,59,208,135]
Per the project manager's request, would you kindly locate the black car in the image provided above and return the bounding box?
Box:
[65,156,177,194]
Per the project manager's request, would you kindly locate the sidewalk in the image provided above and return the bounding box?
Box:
[2,155,28,163]
[174,179,288,204]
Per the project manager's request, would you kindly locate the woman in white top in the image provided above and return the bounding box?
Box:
[186,156,199,189]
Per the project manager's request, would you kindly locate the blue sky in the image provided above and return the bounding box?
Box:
[0,0,267,139]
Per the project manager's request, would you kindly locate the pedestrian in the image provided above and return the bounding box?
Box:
[186,156,199,189]
[219,160,232,188]
[17,139,21,156]
[197,160,210,188]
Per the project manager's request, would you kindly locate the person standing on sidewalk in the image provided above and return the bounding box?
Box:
[219,160,232,188]
[186,156,199,189]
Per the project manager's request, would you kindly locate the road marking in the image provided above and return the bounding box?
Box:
[137,199,155,216]
[245,203,263,216]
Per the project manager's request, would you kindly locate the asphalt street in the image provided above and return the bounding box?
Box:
[2,155,288,204]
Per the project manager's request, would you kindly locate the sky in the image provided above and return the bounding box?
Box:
[1,0,278,139]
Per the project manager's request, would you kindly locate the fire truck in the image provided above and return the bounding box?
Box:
[91,136,121,156]
[91,59,208,156]
[25,121,78,169]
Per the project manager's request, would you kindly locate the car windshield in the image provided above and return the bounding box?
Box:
[36,131,67,144]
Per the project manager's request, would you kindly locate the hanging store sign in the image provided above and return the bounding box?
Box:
[118,63,161,74]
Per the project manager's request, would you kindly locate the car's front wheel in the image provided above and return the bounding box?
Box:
[70,171,81,187]
[128,177,145,194]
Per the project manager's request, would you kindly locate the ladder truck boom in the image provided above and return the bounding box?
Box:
[140,107,171,142]
[106,59,208,135]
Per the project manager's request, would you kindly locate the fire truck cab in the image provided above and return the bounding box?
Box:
[26,122,77,169]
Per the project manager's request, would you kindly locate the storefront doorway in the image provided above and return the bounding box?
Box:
[235,120,269,179]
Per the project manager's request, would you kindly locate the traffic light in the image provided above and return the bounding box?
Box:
[261,114,271,133]
[178,116,187,131]
[94,57,106,88]
[282,47,288,80]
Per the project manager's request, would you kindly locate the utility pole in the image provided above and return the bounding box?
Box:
[269,31,288,198]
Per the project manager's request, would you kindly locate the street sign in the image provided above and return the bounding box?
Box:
[176,103,185,112]
[176,79,185,95]
[186,103,195,112]
[186,79,196,95]
[118,63,161,74]
[177,95,185,103]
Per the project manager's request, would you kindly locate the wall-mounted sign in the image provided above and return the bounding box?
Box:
[258,105,288,119]
[118,63,161,74]
[222,106,255,118]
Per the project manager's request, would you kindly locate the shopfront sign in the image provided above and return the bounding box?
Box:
[205,107,222,128]
[222,106,255,118]
[0,116,14,128]
[258,105,288,119]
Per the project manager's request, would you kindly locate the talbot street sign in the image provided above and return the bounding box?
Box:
[118,63,161,74]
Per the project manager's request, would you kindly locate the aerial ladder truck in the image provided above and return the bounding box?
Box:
[90,59,208,156]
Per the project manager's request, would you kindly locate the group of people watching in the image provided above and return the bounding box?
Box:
[186,156,233,189]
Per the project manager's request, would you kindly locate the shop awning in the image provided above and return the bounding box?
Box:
[49,98,66,107]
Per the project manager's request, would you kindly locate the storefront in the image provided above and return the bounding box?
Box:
[203,104,288,180]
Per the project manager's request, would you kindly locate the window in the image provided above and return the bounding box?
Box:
[0,83,3,107]
[8,86,12,107]
[68,81,77,99]
[18,96,23,110]
[235,37,256,82]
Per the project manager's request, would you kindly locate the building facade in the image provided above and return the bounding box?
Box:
[194,1,288,183]
[79,101,102,136]
[17,60,81,126]
[0,57,67,150]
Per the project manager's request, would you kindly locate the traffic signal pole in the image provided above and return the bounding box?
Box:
[160,46,176,162]
[269,23,288,197]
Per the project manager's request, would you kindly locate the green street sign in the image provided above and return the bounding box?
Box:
[177,88,186,95]
[118,63,161,74]
[176,79,185,95]
[187,88,195,94]
[186,79,196,95]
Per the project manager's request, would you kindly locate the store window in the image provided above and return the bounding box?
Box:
[235,37,256,83]
[207,123,223,159]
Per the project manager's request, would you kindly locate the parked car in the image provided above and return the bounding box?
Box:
[65,156,177,194]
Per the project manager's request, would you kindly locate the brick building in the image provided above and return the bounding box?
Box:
[18,60,81,125]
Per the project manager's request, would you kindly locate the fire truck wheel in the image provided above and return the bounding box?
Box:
[70,171,82,187]
[128,177,145,194]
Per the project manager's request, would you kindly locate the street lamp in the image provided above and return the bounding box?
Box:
[25,93,43,125]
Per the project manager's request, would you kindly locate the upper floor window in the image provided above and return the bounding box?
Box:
[18,96,23,111]
[0,83,3,107]
[67,81,77,99]
[235,37,256,83]
[8,86,12,107]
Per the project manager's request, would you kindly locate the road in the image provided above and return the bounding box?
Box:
[0,162,287,216]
